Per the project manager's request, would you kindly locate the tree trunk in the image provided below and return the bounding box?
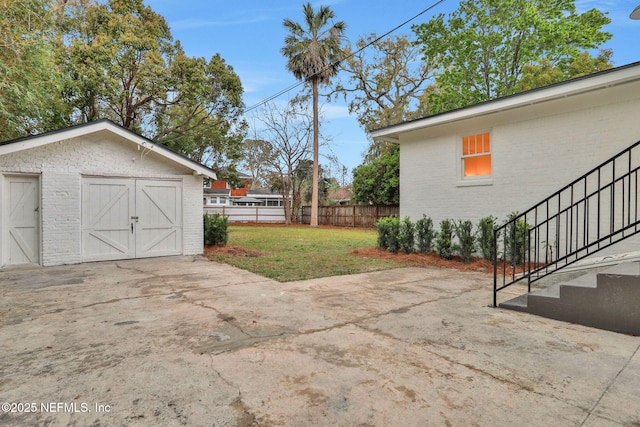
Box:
[310,79,320,227]
[282,177,292,225]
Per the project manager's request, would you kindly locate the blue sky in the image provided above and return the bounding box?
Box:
[145,0,640,177]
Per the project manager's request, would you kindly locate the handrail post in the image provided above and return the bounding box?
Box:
[493,227,498,307]
[527,222,531,293]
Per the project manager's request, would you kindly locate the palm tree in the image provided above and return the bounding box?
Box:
[282,3,346,227]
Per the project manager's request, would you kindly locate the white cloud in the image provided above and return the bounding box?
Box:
[170,15,271,30]
[320,104,351,120]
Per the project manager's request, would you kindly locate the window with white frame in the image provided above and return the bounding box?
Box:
[461,132,492,178]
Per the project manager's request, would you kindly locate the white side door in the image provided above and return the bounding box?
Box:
[135,180,182,258]
[82,178,135,261]
[3,175,40,265]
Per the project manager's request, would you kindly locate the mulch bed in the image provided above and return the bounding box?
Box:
[351,248,495,274]
[205,245,264,257]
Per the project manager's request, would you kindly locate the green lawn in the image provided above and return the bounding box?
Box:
[206,225,405,282]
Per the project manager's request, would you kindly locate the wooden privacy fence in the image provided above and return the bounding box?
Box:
[204,206,286,223]
[299,205,399,227]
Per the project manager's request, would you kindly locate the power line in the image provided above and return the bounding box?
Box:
[244,0,447,113]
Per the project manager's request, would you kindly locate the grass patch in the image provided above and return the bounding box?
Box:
[205,225,406,282]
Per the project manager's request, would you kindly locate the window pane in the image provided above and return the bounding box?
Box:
[462,136,469,155]
[483,133,490,153]
[464,155,492,176]
[469,135,477,154]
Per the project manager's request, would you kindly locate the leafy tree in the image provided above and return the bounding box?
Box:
[352,143,399,205]
[515,50,613,92]
[0,0,65,139]
[59,0,245,171]
[62,0,175,131]
[335,33,436,166]
[0,0,245,174]
[155,52,246,169]
[413,0,612,113]
[301,162,337,205]
[282,3,346,227]
[336,33,434,132]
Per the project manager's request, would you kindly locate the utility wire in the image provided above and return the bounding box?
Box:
[244,0,447,113]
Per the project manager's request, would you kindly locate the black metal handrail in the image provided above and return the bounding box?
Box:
[493,139,640,307]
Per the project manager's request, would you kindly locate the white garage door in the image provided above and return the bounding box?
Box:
[3,175,40,265]
[82,178,182,262]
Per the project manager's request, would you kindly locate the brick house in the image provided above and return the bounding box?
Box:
[204,173,284,207]
[371,62,640,257]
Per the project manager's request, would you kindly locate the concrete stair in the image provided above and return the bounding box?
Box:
[500,261,640,335]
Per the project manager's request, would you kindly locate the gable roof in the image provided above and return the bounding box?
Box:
[371,61,640,142]
[0,119,217,179]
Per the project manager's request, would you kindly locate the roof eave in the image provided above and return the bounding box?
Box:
[0,120,217,180]
[371,62,640,140]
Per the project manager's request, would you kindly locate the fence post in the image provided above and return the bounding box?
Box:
[353,205,356,227]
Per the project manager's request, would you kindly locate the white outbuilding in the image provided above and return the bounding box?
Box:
[0,119,216,267]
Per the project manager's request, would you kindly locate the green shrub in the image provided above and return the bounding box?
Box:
[375,216,391,249]
[477,216,499,261]
[504,212,529,265]
[415,215,435,254]
[386,217,401,253]
[435,219,454,260]
[454,220,475,263]
[376,216,400,253]
[203,213,228,246]
[399,217,415,254]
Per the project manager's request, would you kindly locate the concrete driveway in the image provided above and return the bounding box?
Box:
[0,256,639,426]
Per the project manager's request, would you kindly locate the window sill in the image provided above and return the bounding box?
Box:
[456,178,494,187]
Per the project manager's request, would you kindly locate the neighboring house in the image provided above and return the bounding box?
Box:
[203,173,285,207]
[371,61,640,257]
[0,119,216,267]
[327,186,353,206]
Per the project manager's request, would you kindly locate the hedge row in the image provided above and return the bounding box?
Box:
[376,214,526,263]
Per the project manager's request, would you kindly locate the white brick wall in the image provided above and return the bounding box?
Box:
[182,175,204,256]
[0,134,204,266]
[400,86,640,256]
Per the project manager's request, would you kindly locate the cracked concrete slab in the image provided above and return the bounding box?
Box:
[1,256,639,426]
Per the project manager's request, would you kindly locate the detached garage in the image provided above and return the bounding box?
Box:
[0,120,216,267]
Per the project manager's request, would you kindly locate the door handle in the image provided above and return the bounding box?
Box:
[131,223,134,234]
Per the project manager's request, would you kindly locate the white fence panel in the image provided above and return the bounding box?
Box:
[204,206,286,223]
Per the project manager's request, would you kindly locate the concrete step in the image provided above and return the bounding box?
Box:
[498,293,529,312]
[499,261,640,336]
